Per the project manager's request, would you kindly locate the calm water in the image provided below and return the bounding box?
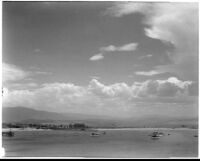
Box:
[2,128,198,158]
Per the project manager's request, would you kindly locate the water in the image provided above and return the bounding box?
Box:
[2,128,198,158]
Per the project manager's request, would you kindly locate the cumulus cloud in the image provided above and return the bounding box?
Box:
[90,42,138,61]
[143,3,198,81]
[106,2,198,81]
[135,77,194,98]
[3,62,29,83]
[3,77,197,116]
[88,79,132,99]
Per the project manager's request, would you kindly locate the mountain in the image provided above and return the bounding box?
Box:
[2,107,198,128]
[3,107,64,123]
[2,107,110,123]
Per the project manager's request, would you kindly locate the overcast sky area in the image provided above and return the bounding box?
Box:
[2,2,199,119]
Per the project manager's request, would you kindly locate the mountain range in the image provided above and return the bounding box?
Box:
[2,107,198,128]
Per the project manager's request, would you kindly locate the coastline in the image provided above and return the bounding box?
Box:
[2,127,198,132]
[95,127,198,131]
[2,128,52,132]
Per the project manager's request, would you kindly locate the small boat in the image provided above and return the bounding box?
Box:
[90,132,100,137]
[150,131,164,139]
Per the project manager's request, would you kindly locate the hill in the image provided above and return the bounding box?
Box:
[2,107,198,128]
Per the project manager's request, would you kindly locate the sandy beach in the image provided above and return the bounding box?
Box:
[2,128,198,158]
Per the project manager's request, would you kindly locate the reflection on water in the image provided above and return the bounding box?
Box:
[2,129,198,158]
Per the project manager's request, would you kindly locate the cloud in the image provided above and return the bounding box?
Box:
[3,63,29,83]
[3,62,53,91]
[106,2,198,81]
[90,76,101,80]
[90,42,138,61]
[135,77,194,98]
[89,53,104,61]
[138,54,153,60]
[5,83,38,90]
[105,2,153,17]
[142,3,198,81]
[100,43,138,52]
[3,77,197,116]
[135,70,160,76]
[88,79,132,99]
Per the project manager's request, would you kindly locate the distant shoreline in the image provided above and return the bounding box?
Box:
[2,128,52,132]
[2,127,198,132]
[95,127,198,131]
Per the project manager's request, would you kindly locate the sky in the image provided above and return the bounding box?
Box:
[2,2,199,119]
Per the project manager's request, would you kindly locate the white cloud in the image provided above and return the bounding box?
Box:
[3,62,54,92]
[3,63,29,83]
[90,42,138,61]
[89,53,104,61]
[135,77,194,98]
[88,79,132,99]
[135,70,160,76]
[100,45,116,52]
[100,43,138,52]
[106,2,198,81]
[3,62,53,83]
[105,2,153,17]
[3,77,197,116]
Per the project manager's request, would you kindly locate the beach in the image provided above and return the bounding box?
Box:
[2,128,198,158]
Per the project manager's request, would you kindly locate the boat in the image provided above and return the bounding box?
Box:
[150,131,164,139]
[90,132,100,137]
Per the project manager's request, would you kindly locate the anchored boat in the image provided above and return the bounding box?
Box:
[150,131,164,139]
[90,132,101,137]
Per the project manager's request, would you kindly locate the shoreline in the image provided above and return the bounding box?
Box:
[2,127,198,132]
[2,128,52,132]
